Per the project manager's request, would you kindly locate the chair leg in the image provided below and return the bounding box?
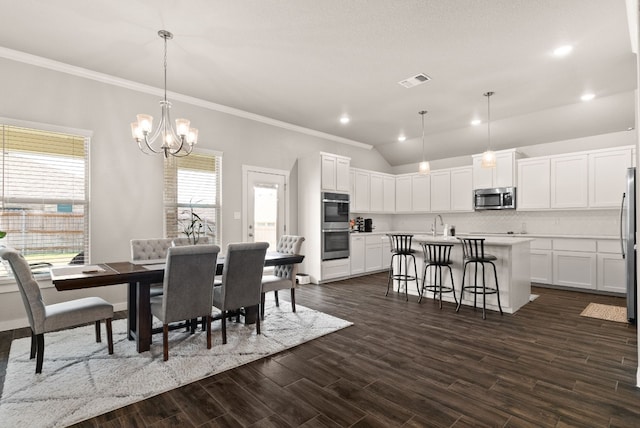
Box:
[256,305,261,335]
[106,318,114,354]
[206,315,212,349]
[438,265,443,309]
[490,261,503,315]
[274,290,280,307]
[260,292,266,320]
[30,331,37,359]
[481,262,487,320]
[449,266,458,305]
[411,255,419,299]
[95,320,102,343]
[221,311,227,344]
[419,263,427,303]
[457,262,468,312]
[386,254,395,296]
[163,324,169,361]
[35,333,44,374]
[290,288,296,312]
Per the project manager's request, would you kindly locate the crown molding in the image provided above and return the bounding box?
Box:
[0,46,372,150]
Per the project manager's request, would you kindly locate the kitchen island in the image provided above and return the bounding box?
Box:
[393,234,533,314]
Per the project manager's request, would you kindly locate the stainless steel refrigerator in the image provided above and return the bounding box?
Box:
[621,167,637,323]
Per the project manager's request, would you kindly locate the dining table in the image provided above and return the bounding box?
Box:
[50,252,305,353]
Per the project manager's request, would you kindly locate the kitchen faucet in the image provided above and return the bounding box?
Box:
[431,214,444,236]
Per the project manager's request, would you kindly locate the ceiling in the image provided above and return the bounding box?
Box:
[0,0,636,166]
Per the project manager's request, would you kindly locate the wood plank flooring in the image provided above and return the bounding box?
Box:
[0,272,638,427]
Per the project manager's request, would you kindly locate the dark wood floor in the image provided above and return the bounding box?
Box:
[1,273,639,427]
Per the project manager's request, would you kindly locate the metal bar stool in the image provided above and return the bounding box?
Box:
[420,242,457,308]
[385,234,419,301]
[457,237,503,319]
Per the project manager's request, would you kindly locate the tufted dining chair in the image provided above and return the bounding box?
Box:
[212,242,269,344]
[150,244,220,361]
[0,247,114,374]
[260,235,305,320]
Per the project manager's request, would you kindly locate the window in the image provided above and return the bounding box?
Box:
[164,151,221,245]
[0,123,89,278]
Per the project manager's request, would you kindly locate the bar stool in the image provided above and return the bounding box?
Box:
[386,234,419,301]
[420,242,457,308]
[457,238,502,319]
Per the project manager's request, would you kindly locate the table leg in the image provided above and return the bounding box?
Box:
[135,280,152,353]
[127,282,137,340]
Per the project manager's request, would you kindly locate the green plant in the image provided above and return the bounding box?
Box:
[180,203,212,245]
[0,231,5,239]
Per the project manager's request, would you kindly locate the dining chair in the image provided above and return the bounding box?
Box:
[0,247,114,374]
[212,242,269,344]
[149,244,220,361]
[260,235,305,320]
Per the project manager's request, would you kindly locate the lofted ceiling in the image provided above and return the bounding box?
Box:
[0,0,636,166]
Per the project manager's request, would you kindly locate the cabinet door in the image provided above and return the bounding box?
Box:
[430,170,451,212]
[517,158,550,210]
[597,253,625,293]
[412,174,431,212]
[350,236,365,275]
[530,250,552,284]
[552,251,597,290]
[382,237,392,268]
[369,174,384,212]
[589,148,633,208]
[494,151,515,188]
[321,155,336,191]
[450,167,473,211]
[383,175,396,213]
[365,243,383,272]
[472,155,493,189]
[395,176,412,212]
[551,154,588,209]
[336,157,351,192]
[354,171,370,212]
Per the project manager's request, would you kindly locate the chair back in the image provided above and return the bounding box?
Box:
[219,242,269,310]
[0,247,45,333]
[388,234,414,254]
[130,238,175,261]
[273,235,305,279]
[161,244,220,324]
[172,236,211,247]
[421,242,453,265]
[458,237,488,260]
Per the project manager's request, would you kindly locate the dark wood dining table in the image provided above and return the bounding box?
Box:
[50,252,304,353]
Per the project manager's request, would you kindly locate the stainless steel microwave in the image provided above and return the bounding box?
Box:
[474,187,516,210]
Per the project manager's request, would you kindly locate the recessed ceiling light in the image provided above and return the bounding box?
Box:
[398,135,406,142]
[581,93,595,102]
[553,45,573,57]
[471,119,482,126]
[339,115,350,124]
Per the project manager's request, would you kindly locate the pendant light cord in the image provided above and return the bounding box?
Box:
[419,110,427,162]
[484,91,494,151]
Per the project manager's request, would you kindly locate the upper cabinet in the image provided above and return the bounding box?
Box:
[353,170,370,212]
[450,167,474,211]
[321,152,350,193]
[351,168,395,213]
[550,154,588,209]
[395,175,413,213]
[472,149,521,189]
[430,170,451,212]
[588,147,634,208]
[412,174,431,212]
[517,158,551,210]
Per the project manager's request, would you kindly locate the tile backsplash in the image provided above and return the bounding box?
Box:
[354,210,619,237]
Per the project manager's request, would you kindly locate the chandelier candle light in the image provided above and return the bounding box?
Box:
[418,110,430,175]
[481,91,496,168]
[131,30,198,158]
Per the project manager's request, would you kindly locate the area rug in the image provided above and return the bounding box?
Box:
[0,298,352,428]
[580,302,628,323]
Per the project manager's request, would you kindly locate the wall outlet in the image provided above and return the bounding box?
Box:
[233,211,241,220]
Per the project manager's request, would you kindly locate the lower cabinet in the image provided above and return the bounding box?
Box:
[530,239,552,284]
[350,235,365,275]
[350,234,390,276]
[553,251,597,290]
[365,235,383,271]
[596,240,626,293]
[322,258,350,280]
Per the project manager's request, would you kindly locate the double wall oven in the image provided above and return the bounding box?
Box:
[321,192,350,260]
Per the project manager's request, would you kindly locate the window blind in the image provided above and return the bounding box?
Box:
[163,152,221,245]
[0,124,89,276]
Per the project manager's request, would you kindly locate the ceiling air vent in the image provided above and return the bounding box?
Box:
[398,73,432,88]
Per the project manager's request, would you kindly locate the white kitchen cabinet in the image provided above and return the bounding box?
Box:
[369,173,384,212]
[450,166,473,211]
[412,174,431,212]
[383,175,396,212]
[350,235,365,275]
[550,154,588,209]
[321,153,351,192]
[395,175,413,212]
[430,170,451,212]
[517,158,550,210]
[530,239,552,284]
[365,235,383,272]
[552,239,597,290]
[321,258,350,281]
[588,147,634,208]
[472,149,519,189]
[353,170,370,212]
[596,240,625,293]
[382,236,392,268]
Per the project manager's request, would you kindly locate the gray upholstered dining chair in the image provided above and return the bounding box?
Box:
[149,244,220,361]
[212,242,269,344]
[0,247,114,374]
[260,235,305,320]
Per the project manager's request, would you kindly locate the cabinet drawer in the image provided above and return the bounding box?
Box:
[597,240,622,254]
[531,238,552,250]
[553,239,596,252]
[365,235,383,245]
[322,259,350,280]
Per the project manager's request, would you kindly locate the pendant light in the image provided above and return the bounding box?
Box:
[418,110,430,174]
[480,91,496,168]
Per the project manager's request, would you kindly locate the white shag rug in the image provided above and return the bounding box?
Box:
[0,298,352,428]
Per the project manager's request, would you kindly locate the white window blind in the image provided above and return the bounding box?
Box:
[0,124,89,276]
[164,152,221,245]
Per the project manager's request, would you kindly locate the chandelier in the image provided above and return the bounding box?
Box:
[418,110,430,174]
[131,30,198,158]
[480,91,496,168]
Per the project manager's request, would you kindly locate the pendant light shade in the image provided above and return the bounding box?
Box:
[481,91,496,168]
[418,110,430,175]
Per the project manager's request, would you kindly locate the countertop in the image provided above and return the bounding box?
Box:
[350,230,618,240]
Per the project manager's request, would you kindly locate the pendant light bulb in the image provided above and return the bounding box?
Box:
[418,110,430,175]
[481,91,496,168]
